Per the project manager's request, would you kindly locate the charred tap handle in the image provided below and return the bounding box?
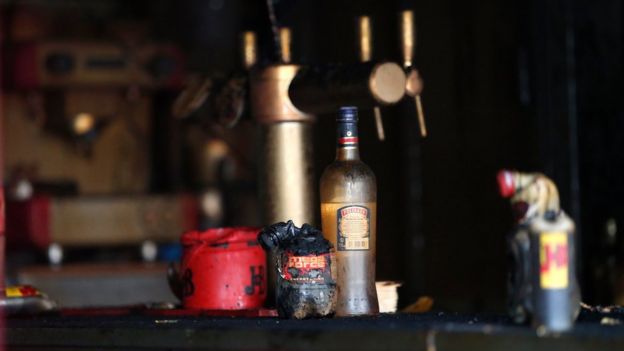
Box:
[357,15,385,141]
[400,10,427,138]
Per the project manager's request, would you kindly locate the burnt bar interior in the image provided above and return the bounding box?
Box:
[1,0,624,350]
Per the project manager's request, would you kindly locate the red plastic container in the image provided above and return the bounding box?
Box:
[180,227,266,310]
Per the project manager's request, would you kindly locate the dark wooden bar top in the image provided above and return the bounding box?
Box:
[6,310,624,350]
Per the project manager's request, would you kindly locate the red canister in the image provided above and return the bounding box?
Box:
[180,227,266,310]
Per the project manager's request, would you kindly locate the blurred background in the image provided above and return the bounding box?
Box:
[0,0,622,313]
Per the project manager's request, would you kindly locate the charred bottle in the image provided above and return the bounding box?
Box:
[320,106,379,316]
[258,220,337,319]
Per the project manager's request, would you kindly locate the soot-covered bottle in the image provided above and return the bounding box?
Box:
[319,106,379,316]
[258,220,337,319]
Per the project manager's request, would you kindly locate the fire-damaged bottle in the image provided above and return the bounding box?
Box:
[498,170,580,333]
[258,220,337,319]
[320,106,379,316]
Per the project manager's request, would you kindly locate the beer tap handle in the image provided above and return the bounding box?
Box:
[374,106,386,141]
[357,15,385,141]
[415,94,427,137]
[406,69,427,137]
[358,16,372,63]
[279,27,292,64]
[400,10,427,138]
[400,10,415,68]
[242,31,258,69]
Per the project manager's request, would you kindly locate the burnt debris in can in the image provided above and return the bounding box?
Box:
[258,220,337,319]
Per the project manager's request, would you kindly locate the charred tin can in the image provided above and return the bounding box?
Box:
[258,221,337,319]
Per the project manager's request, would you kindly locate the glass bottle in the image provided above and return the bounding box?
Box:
[320,106,379,316]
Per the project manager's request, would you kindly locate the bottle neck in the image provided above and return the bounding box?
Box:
[336,121,360,160]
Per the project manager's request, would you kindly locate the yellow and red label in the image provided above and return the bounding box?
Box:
[5,285,40,298]
[539,232,569,289]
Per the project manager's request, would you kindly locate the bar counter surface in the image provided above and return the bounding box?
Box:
[6,309,624,350]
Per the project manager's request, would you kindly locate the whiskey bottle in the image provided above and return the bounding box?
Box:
[320,106,379,316]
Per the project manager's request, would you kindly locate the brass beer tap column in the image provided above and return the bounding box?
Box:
[249,27,315,306]
[250,27,316,227]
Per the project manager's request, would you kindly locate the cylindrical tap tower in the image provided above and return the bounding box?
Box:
[251,64,316,227]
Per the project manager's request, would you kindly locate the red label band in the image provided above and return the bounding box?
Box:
[338,137,359,145]
[281,253,332,283]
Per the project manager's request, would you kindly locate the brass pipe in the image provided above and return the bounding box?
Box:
[289,62,406,115]
[258,122,315,226]
[250,65,312,123]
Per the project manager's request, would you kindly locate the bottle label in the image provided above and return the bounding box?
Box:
[539,232,568,289]
[280,252,334,283]
[337,205,370,251]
